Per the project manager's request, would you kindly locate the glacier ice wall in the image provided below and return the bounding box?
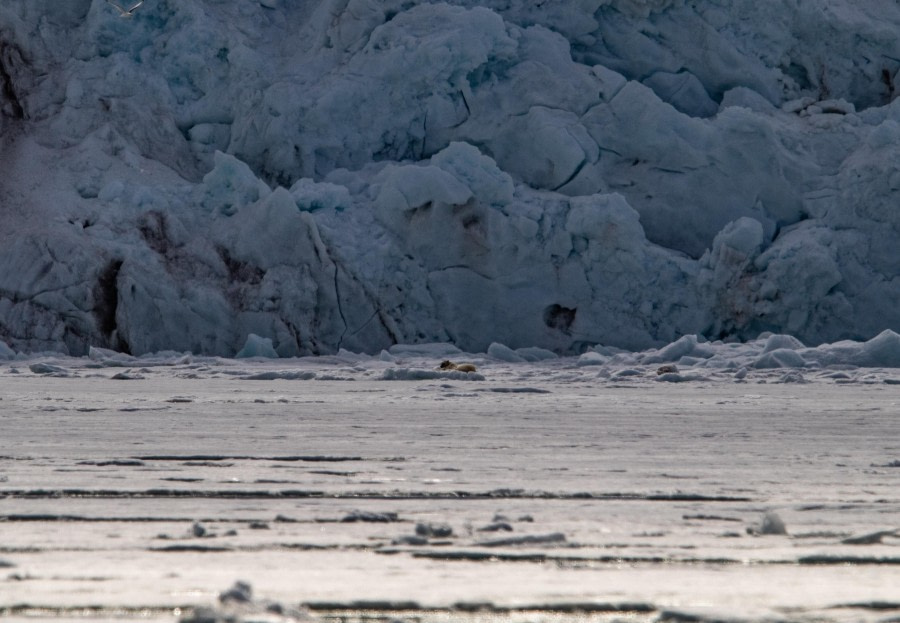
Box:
[0,0,899,356]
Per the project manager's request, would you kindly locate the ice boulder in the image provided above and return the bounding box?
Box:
[752,226,844,338]
[289,178,352,213]
[236,334,279,359]
[372,160,501,277]
[643,334,714,364]
[752,348,807,369]
[851,330,900,368]
[756,511,788,536]
[88,346,137,367]
[643,70,718,118]
[565,193,646,249]
[430,142,514,207]
[593,65,628,102]
[213,187,324,270]
[374,164,473,233]
[711,217,767,260]
[762,334,805,353]
[487,342,526,363]
[115,255,237,356]
[698,218,767,338]
[489,106,599,191]
[576,351,607,367]
[584,84,806,257]
[0,340,14,359]
[719,87,776,114]
[199,152,271,216]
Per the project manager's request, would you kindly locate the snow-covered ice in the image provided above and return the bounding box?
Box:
[2,339,900,622]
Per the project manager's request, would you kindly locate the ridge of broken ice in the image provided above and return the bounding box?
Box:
[1,1,899,357]
[8,330,900,378]
[579,329,900,372]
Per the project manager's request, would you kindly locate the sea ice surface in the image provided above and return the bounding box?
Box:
[1,344,899,623]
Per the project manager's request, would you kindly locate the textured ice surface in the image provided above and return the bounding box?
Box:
[1,352,899,622]
[1,1,900,357]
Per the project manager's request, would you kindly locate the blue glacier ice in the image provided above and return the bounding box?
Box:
[0,0,898,357]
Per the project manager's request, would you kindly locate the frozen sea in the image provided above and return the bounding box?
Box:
[1,345,898,623]
[3,4,899,619]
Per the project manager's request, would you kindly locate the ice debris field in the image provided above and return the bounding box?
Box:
[8,328,900,380]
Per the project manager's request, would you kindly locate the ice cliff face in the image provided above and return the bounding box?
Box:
[0,0,898,356]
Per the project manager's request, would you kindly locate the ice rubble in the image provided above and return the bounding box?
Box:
[601,329,900,370]
[7,329,900,374]
[0,1,899,357]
